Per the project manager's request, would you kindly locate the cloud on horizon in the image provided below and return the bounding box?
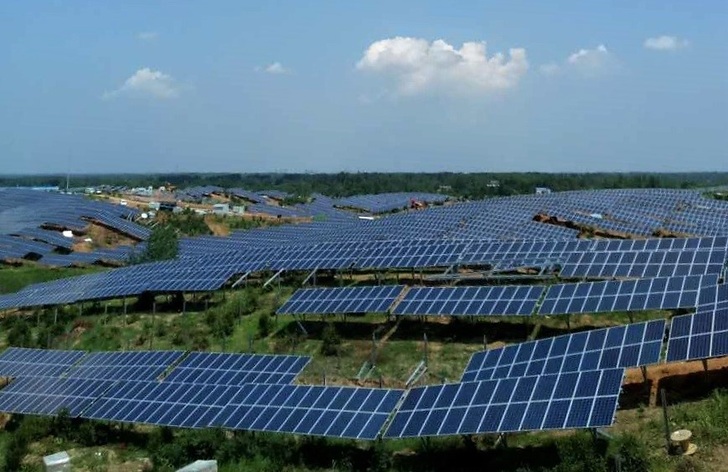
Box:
[644,35,689,51]
[356,36,528,96]
[103,68,180,100]
[255,62,292,74]
[540,44,615,77]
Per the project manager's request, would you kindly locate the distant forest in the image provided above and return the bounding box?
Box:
[3,172,728,199]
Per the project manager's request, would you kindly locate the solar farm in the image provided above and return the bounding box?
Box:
[2,185,728,469]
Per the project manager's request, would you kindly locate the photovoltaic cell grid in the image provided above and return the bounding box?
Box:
[559,248,727,279]
[0,377,115,416]
[163,352,311,386]
[462,320,665,382]
[67,351,185,381]
[81,380,236,428]
[392,285,545,317]
[213,383,404,440]
[666,305,728,363]
[384,369,624,438]
[0,348,87,377]
[276,285,405,315]
[538,274,717,316]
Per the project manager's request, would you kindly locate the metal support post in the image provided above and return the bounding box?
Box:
[661,388,671,453]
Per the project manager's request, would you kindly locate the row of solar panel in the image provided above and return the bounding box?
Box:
[277,275,719,317]
[3,231,727,310]
[0,348,311,386]
[0,370,623,440]
[8,310,728,438]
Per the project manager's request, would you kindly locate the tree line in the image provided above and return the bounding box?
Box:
[3,172,728,199]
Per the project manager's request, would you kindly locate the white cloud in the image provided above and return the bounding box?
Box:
[103,68,180,100]
[644,35,689,51]
[137,31,158,41]
[540,44,616,78]
[356,36,528,96]
[566,44,616,76]
[255,62,291,74]
[568,44,609,66]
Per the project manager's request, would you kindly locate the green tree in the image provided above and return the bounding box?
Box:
[320,322,342,356]
[7,318,34,347]
[130,225,179,264]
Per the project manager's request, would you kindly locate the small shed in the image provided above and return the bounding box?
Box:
[43,451,71,472]
[535,187,552,195]
[176,460,218,472]
[212,203,230,215]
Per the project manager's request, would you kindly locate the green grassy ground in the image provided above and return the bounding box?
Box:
[0,265,105,294]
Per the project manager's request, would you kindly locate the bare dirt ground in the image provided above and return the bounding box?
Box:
[72,223,137,252]
[624,357,728,406]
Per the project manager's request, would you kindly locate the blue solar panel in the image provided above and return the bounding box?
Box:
[0,348,87,377]
[0,377,114,416]
[666,303,728,363]
[559,248,727,279]
[384,368,624,438]
[164,353,310,386]
[67,350,184,381]
[462,320,665,382]
[212,383,404,440]
[538,275,717,315]
[81,380,235,428]
[392,285,544,317]
[277,286,405,315]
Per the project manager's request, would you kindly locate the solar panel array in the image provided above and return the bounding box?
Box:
[276,285,405,315]
[384,369,624,438]
[392,285,544,317]
[82,381,235,428]
[0,377,115,416]
[67,351,184,381]
[462,320,665,382]
[0,348,87,377]
[213,383,404,440]
[666,300,728,363]
[560,248,726,279]
[538,275,717,315]
[164,352,310,386]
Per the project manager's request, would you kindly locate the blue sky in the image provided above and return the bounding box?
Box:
[1,1,726,174]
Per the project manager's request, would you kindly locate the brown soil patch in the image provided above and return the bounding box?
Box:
[624,357,728,407]
[75,223,137,251]
[203,216,230,236]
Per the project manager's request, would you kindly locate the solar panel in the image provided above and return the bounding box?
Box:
[0,377,114,416]
[538,275,717,315]
[462,320,665,382]
[81,380,235,428]
[276,286,405,315]
[164,353,310,386]
[559,248,727,279]
[67,351,185,381]
[666,303,728,363]
[384,368,624,438]
[392,285,544,317]
[212,383,404,440]
[0,348,87,377]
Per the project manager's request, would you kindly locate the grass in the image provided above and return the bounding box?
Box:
[0,265,105,294]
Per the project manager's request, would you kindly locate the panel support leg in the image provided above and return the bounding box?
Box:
[661,388,672,454]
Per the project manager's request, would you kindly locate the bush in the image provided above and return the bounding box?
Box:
[612,433,649,472]
[554,434,608,472]
[320,323,342,356]
[674,457,705,472]
[257,313,274,338]
[7,318,34,347]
